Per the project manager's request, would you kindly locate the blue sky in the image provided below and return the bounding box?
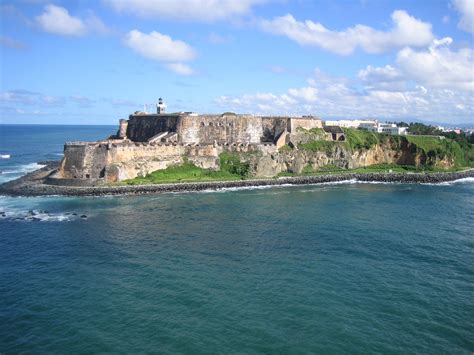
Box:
[0,0,473,125]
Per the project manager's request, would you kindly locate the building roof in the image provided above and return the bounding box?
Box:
[323,125,344,134]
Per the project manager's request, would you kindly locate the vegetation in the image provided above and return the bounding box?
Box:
[278,144,293,152]
[218,152,250,178]
[299,125,473,168]
[123,161,242,185]
[343,128,380,150]
[405,135,469,167]
[299,140,341,153]
[405,122,442,136]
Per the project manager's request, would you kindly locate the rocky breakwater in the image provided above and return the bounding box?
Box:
[0,164,472,197]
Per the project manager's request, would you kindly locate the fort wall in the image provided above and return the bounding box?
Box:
[58,113,322,183]
[59,139,280,183]
[126,114,180,142]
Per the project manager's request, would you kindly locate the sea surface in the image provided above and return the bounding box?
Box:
[1,124,473,353]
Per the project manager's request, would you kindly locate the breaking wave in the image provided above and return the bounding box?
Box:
[421,177,474,186]
[0,162,45,176]
[0,208,88,222]
[0,154,11,159]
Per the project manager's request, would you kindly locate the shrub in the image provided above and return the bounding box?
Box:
[219,152,250,178]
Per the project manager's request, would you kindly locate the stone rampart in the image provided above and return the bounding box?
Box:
[57,114,324,184]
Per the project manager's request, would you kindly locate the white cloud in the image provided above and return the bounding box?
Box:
[35,5,109,37]
[124,30,196,75]
[36,5,86,36]
[124,30,196,62]
[452,0,474,33]
[358,65,406,91]
[104,0,265,22]
[260,10,434,55]
[396,38,474,91]
[215,68,473,123]
[166,63,194,76]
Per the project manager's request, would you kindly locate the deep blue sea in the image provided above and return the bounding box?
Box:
[1,125,473,353]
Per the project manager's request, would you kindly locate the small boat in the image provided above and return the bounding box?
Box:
[0,154,11,159]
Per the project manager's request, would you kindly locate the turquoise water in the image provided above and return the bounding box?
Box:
[1,125,473,353]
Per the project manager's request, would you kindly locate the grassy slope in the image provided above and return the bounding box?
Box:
[298,128,473,168]
[123,153,250,185]
[123,162,241,185]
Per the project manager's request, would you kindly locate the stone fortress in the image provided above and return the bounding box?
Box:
[57,98,328,184]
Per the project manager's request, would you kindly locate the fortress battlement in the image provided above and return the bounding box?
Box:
[58,99,323,183]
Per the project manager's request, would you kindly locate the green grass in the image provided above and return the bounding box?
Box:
[343,128,381,150]
[299,140,343,153]
[405,135,468,167]
[122,161,242,185]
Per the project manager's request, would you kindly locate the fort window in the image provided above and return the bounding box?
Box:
[85,174,90,178]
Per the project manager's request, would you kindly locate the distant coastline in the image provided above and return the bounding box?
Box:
[1,162,473,197]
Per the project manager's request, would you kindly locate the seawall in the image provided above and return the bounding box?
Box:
[1,165,472,197]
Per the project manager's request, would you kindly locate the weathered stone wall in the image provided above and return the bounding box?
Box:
[126,114,181,142]
[124,114,323,144]
[178,114,264,145]
[261,117,290,142]
[59,143,107,179]
[289,117,323,132]
[104,142,185,181]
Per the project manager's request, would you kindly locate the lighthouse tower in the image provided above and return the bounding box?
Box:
[156,97,166,114]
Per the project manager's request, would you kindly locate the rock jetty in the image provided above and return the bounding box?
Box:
[0,162,472,197]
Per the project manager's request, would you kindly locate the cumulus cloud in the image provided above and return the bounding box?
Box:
[260,10,434,55]
[452,0,474,33]
[358,65,407,91]
[124,30,196,75]
[36,5,86,36]
[104,0,265,22]
[215,68,473,123]
[396,38,474,91]
[124,30,196,62]
[35,5,109,36]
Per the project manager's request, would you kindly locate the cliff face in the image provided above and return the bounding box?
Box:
[249,138,458,178]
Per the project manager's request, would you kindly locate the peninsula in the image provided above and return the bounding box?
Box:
[1,98,473,196]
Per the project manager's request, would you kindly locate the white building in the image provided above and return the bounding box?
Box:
[324,119,378,129]
[369,123,407,135]
[323,119,407,135]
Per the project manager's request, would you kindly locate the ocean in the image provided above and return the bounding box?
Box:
[1,125,473,353]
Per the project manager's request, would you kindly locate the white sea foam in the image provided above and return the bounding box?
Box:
[0,162,46,176]
[421,177,474,186]
[0,208,85,222]
[0,154,11,159]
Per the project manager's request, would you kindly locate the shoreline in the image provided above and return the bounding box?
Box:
[0,162,473,197]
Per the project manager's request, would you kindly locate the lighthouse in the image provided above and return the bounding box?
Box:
[156,97,166,114]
